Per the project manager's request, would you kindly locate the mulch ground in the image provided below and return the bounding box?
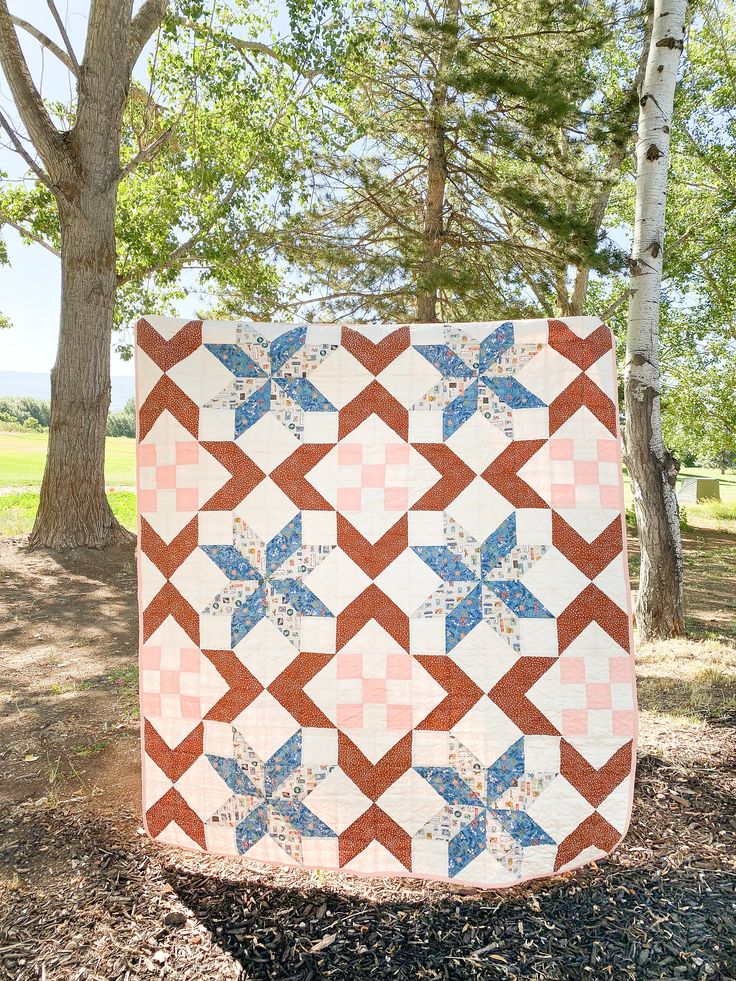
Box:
[1,538,735,980]
[1,727,734,981]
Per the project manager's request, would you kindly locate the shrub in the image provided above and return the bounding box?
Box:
[0,396,50,429]
[106,397,136,438]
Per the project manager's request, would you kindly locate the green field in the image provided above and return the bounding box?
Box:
[623,466,736,533]
[0,431,734,537]
[0,432,136,487]
[623,466,736,502]
[0,490,137,537]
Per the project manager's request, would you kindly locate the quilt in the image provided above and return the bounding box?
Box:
[135,316,636,889]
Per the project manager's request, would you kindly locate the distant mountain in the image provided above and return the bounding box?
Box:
[0,371,135,411]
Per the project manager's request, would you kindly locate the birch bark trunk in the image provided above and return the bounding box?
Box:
[624,0,688,640]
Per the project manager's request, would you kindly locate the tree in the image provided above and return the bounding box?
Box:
[662,336,736,467]
[623,0,688,641]
[107,397,137,438]
[264,0,611,324]
[587,2,736,468]
[0,0,169,548]
[0,1,350,548]
[552,1,654,318]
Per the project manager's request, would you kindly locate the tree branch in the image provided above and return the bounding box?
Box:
[681,125,736,199]
[129,0,169,69]
[117,179,240,284]
[568,2,654,315]
[276,287,408,309]
[9,14,77,75]
[601,288,633,321]
[0,2,67,174]
[0,108,53,190]
[0,216,61,256]
[118,122,175,180]
[45,0,79,74]
[172,15,321,77]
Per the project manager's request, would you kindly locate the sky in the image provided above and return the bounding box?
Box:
[0,2,172,377]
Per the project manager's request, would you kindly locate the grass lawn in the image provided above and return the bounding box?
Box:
[1,429,735,535]
[0,490,137,537]
[623,465,736,533]
[0,431,135,487]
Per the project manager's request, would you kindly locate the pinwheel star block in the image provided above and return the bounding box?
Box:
[136,316,636,888]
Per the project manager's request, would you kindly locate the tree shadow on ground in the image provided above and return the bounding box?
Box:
[2,795,733,981]
[160,751,736,980]
[164,857,733,980]
[0,539,139,807]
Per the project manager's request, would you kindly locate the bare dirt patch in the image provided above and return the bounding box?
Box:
[0,534,735,980]
[0,539,140,811]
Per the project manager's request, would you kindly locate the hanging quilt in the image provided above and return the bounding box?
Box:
[135,316,636,888]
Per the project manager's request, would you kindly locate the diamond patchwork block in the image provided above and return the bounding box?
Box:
[136,316,636,888]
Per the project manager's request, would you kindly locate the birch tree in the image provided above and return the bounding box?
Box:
[623,0,688,640]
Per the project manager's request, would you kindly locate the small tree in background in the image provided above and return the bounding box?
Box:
[107,398,137,439]
[662,339,736,469]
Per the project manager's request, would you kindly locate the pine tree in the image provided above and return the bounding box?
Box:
[265,0,612,323]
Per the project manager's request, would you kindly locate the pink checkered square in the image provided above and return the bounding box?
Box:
[612,710,636,736]
[138,489,157,513]
[362,464,386,488]
[384,487,409,510]
[574,460,599,484]
[176,441,199,464]
[385,443,409,464]
[338,442,362,464]
[561,709,588,736]
[140,646,162,670]
[551,484,576,508]
[560,657,586,684]
[608,658,633,683]
[386,651,413,679]
[176,487,199,512]
[337,703,364,729]
[600,484,622,509]
[159,670,180,694]
[180,648,201,672]
[156,464,177,489]
[139,444,157,466]
[363,678,387,703]
[386,704,413,730]
[597,439,619,462]
[336,651,363,678]
[337,487,362,511]
[586,683,612,709]
[549,438,574,460]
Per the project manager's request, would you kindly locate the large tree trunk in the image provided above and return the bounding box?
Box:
[1,1,167,548]
[623,0,687,641]
[29,192,130,548]
[26,0,140,549]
